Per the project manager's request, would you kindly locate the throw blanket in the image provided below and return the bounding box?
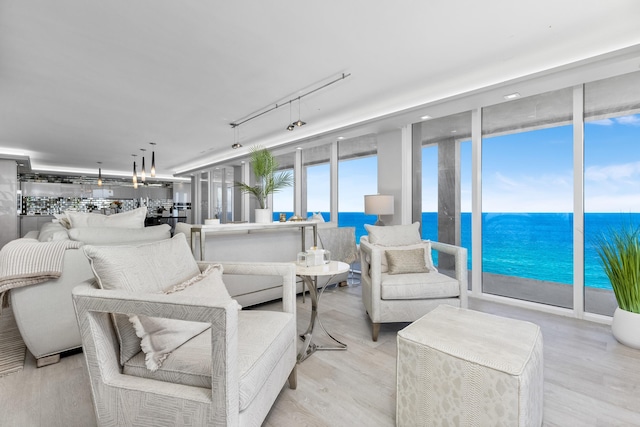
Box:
[0,238,84,309]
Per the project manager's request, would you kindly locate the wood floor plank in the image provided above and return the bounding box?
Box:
[1,284,639,426]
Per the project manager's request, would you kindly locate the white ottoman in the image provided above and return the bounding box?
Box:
[396,305,543,427]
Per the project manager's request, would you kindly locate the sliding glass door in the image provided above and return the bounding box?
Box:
[481,88,574,307]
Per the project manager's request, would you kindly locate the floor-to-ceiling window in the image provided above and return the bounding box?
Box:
[272,152,295,221]
[584,71,640,316]
[200,170,209,222]
[338,135,377,241]
[302,144,331,221]
[481,88,574,307]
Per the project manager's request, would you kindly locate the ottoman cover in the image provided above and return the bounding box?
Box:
[396,305,543,426]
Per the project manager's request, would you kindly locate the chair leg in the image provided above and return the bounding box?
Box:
[288,365,297,389]
[372,322,380,342]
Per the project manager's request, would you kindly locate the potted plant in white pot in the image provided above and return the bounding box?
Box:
[235,145,293,223]
[595,223,640,348]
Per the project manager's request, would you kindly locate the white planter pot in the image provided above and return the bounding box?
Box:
[612,307,640,349]
[254,208,272,224]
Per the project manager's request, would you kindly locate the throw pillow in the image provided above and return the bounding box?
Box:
[38,221,69,242]
[68,224,171,245]
[364,222,422,246]
[83,233,201,364]
[367,241,437,273]
[53,213,71,229]
[385,248,430,275]
[129,264,240,371]
[67,206,147,228]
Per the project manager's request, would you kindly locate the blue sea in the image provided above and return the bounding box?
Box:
[276,211,640,290]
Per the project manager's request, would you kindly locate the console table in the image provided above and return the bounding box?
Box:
[190,221,318,261]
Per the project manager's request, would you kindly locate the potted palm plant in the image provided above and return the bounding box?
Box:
[235,145,293,223]
[595,223,640,349]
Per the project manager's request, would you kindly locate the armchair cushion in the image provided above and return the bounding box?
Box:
[385,248,430,274]
[380,271,461,300]
[129,264,240,371]
[83,233,202,364]
[364,222,421,246]
[123,310,296,412]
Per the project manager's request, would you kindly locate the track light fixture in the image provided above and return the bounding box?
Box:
[97,162,102,186]
[149,142,156,177]
[229,72,351,132]
[232,143,242,149]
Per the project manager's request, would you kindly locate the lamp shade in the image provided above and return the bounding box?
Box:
[364,194,394,215]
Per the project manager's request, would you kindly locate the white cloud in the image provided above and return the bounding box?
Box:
[585,161,640,183]
[588,118,614,126]
[616,115,640,126]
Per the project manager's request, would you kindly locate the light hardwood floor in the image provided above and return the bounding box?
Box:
[1,283,639,427]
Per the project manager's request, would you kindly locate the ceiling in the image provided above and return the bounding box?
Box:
[2,1,640,180]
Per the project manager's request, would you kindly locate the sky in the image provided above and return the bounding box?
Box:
[275,114,640,214]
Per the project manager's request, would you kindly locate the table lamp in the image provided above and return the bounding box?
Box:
[364,194,394,226]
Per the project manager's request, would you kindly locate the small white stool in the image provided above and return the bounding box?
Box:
[396,305,543,427]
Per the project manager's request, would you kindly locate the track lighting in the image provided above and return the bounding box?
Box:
[229,72,351,133]
[232,143,242,149]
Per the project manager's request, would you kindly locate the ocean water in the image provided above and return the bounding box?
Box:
[276,211,640,290]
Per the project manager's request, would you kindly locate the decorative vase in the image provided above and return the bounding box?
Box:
[254,208,273,224]
[611,307,640,349]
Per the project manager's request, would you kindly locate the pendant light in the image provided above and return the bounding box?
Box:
[132,154,138,189]
[286,100,295,131]
[97,162,102,186]
[149,142,156,177]
[140,148,146,182]
[294,97,306,127]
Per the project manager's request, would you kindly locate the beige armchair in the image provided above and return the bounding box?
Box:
[73,235,297,426]
[360,231,468,341]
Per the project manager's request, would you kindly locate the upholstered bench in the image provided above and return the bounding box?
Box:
[396,305,543,426]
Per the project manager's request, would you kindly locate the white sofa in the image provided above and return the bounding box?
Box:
[10,220,173,367]
[10,218,347,367]
[175,222,348,307]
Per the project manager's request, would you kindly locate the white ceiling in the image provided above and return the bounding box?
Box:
[2,1,640,180]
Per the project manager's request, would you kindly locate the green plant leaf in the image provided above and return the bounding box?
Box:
[594,223,640,313]
[234,145,293,209]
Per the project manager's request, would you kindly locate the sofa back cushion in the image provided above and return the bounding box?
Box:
[68,224,170,245]
[364,222,422,246]
[67,207,147,228]
[83,233,202,364]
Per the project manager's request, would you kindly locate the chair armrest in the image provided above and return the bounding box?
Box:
[198,261,296,315]
[359,238,383,296]
[71,282,240,420]
[429,241,468,307]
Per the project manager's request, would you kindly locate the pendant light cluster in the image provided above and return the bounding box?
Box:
[131,142,157,188]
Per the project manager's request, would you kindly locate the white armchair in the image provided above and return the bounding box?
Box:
[360,233,468,341]
[73,252,297,426]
